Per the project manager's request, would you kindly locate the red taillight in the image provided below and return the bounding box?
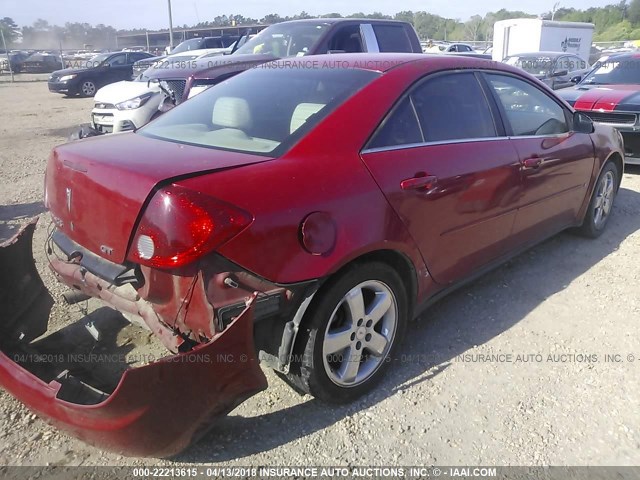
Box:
[128,185,252,268]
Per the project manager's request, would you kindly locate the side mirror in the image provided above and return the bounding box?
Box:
[573,111,594,134]
[551,69,568,78]
[570,75,582,84]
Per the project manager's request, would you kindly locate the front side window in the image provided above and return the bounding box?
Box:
[107,54,127,66]
[234,22,330,57]
[486,73,568,136]
[141,67,379,156]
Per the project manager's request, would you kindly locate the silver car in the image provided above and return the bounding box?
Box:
[504,51,591,90]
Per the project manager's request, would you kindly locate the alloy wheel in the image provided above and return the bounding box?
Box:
[593,170,615,229]
[322,280,398,387]
[81,81,96,96]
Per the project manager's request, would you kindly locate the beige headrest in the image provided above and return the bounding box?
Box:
[212,97,251,130]
[290,103,325,134]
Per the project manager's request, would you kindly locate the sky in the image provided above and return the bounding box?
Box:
[3,0,619,30]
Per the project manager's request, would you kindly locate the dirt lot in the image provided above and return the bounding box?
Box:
[0,79,639,467]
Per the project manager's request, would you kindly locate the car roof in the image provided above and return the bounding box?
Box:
[276,18,411,26]
[266,52,518,74]
[598,52,640,60]
[507,51,583,58]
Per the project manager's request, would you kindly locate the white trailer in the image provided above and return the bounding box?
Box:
[492,19,594,62]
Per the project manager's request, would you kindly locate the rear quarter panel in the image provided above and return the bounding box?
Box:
[176,61,437,301]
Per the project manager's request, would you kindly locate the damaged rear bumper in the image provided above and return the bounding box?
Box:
[0,220,268,457]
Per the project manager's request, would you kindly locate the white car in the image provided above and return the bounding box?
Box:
[91,46,237,134]
[91,79,163,134]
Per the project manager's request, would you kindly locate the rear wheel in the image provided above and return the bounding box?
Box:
[578,162,619,238]
[79,80,97,97]
[284,262,408,403]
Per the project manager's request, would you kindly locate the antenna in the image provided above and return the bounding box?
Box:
[194,2,201,23]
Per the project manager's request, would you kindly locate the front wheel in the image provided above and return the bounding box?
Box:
[78,80,97,97]
[285,262,408,403]
[578,161,619,238]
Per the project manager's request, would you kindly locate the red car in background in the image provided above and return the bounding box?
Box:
[558,52,640,165]
[0,53,624,457]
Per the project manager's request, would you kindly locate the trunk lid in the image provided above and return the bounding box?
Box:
[45,133,272,264]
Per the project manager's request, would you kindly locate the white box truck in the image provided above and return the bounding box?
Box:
[492,19,594,62]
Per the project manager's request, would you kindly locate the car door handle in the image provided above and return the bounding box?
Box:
[401,175,438,191]
[522,157,542,169]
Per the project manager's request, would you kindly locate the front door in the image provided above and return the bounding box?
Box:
[483,72,595,245]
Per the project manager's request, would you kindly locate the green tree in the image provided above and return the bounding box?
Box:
[629,0,640,23]
[0,17,20,46]
[260,14,284,24]
[394,11,415,24]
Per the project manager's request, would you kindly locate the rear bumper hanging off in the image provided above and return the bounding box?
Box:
[0,219,268,457]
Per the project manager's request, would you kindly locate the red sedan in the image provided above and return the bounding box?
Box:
[0,53,624,456]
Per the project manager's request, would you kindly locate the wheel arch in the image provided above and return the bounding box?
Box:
[604,151,624,192]
[287,248,418,368]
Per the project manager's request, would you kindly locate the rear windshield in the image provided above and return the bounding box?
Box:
[140,66,379,156]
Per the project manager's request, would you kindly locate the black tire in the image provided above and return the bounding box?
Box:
[78,80,97,98]
[578,161,619,238]
[284,261,408,403]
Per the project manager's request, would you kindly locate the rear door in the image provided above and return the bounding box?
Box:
[483,72,595,245]
[361,71,522,285]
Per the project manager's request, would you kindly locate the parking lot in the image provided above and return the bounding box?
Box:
[1,78,640,467]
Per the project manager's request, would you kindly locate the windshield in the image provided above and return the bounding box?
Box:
[580,57,640,85]
[140,66,378,156]
[504,56,554,75]
[172,38,205,54]
[234,22,330,57]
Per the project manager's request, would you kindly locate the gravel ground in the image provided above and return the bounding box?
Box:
[0,80,639,467]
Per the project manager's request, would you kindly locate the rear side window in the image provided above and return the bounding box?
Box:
[373,25,413,53]
[411,72,497,142]
[485,73,568,136]
[368,98,423,149]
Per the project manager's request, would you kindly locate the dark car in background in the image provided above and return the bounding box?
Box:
[48,51,154,97]
[557,53,640,165]
[504,51,591,90]
[20,53,64,73]
[0,52,30,73]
